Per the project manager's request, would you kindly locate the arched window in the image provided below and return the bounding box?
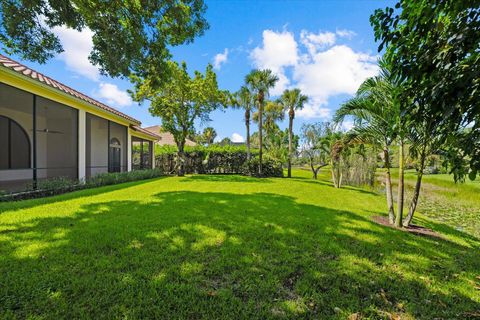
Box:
[109,137,121,148]
[0,115,31,169]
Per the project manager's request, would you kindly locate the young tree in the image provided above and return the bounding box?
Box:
[233,86,254,159]
[253,101,284,138]
[300,123,330,180]
[245,69,279,175]
[131,62,228,176]
[403,110,444,226]
[371,0,480,180]
[0,0,208,81]
[279,89,308,178]
[202,127,217,145]
[335,62,400,224]
[323,129,349,188]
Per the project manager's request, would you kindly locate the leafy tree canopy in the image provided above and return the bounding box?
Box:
[131,61,229,174]
[370,0,480,177]
[0,0,208,80]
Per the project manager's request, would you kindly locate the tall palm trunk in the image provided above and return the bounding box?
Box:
[287,108,294,178]
[245,109,251,160]
[403,149,426,227]
[258,91,264,175]
[383,146,395,224]
[395,140,405,227]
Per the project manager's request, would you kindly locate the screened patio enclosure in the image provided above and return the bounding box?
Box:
[0,82,155,192]
[86,113,128,178]
[131,136,153,170]
[0,83,77,191]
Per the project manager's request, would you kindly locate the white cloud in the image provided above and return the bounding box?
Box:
[95,82,132,108]
[336,29,357,39]
[296,106,331,119]
[250,29,299,95]
[300,30,336,55]
[251,29,298,71]
[294,45,379,112]
[51,26,100,81]
[249,28,379,119]
[213,48,229,70]
[231,133,245,143]
[49,25,133,109]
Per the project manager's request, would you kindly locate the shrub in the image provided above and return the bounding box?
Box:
[242,158,283,178]
[0,169,164,202]
[85,168,163,187]
[34,176,78,193]
[155,145,259,175]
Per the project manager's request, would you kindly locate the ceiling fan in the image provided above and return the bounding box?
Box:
[32,128,64,134]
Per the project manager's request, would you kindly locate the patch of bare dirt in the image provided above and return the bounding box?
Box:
[372,216,444,239]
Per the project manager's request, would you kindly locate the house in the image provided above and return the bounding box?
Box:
[0,54,160,192]
[143,125,197,147]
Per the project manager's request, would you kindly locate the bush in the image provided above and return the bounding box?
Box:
[86,168,163,187]
[242,158,284,178]
[155,145,259,175]
[34,176,78,194]
[0,168,164,202]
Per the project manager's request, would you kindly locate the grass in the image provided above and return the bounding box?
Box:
[0,169,479,319]
[386,169,480,237]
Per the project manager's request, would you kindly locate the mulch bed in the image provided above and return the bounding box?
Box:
[372,215,444,239]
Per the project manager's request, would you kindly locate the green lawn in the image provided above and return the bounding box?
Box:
[387,169,480,237]
[0,170,479,319]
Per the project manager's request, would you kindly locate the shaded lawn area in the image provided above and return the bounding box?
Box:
[0,170,479,319]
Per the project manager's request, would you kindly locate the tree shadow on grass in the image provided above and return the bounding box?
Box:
[290,177,379,196]
[0,191,479,319]
[366,207,480,249]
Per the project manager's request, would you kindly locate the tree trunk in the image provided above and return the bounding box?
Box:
[287,110,294,178]
[403,151,426,227]
[383,147,395,224]
[176,140,186,176]
[258,92,264,175]
[245,110,251,160]
[330,159,338,188]
[310,158,317,179]
[395,140,405,227]
[336,164,342,188]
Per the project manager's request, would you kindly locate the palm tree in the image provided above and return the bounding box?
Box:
[253,100,285,137]
[202,127,217,145]
[278,89,308,178]
[335,62,400,225]
[233,86,254,159]
[403,112,443,226]
[245,69,279,175]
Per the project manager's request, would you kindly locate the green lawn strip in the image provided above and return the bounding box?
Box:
[0,170,479,319]
[381,169,480,237]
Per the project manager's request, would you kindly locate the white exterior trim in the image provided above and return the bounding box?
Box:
[78,109,86,182]
[127,128,132,171]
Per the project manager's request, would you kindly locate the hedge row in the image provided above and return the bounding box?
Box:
[155,145,283,177]
[0,168,164,202]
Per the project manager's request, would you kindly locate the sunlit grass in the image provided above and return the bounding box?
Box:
[0,170,479,319]
[385,168,480,237]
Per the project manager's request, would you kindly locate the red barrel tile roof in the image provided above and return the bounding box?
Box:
[0,54,141,125]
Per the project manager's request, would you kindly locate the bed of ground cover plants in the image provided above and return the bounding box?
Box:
[0,169,479,319]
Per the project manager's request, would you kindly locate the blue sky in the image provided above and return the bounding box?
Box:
[5,0,395,142]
